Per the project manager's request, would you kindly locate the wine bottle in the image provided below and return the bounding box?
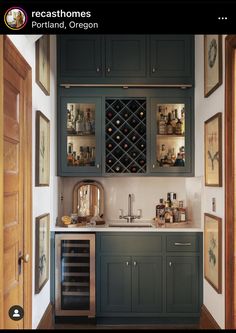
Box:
[107,142,114,150]
[130,165,138,173]
[138,158,145,166]
[121,127,130,135]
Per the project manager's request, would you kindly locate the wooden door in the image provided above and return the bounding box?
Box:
[0,36,32,329]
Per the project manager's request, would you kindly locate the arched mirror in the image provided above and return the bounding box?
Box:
[73,180,104,221]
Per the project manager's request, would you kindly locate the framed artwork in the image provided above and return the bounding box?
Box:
[35,213,50,294]
[36,35,50,95]
[204,35,222,97]
[36,110,50,186]
[204,213,222,293]
[204,113,222,186]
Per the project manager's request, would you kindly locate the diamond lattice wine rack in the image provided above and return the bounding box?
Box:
[105,98,146,173]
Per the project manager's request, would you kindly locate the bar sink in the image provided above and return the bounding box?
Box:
[108,221,154,228]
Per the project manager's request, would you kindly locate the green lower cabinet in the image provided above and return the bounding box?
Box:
[100,255,163,314]
[166,256,199,313]
[132,256,163,313]
[101,256,131,313]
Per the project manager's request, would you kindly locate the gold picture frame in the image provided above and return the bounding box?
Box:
[35,213,50,294]
[36,35,50,96]
[204,213,222,294]
[204,35,222,97]
[36,111,50,186]
[204,112,222,186]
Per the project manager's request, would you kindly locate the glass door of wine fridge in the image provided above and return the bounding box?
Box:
[55,234,95,317]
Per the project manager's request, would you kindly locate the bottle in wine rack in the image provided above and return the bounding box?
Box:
[122,141,130,151]
[121,126,130,135]
[114,164,123,172]
[137,110,145,119]
[106,108,115,119]
[137,141,145,151]
[138,158,146,166]
[130,117,138,127]
[107,157,115,166]
[107,126,114,135]
[130,165,138,173]
[107,141,114,150]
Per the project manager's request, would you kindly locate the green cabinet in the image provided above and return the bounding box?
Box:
[57,35,194,85]
[58,35,103,80]
[166,256,199,313]
[101,256,131,313]
[105,35,146,78]
[96,232,202,323]
[58,96,102,176]
[100,255,162,314]
[150,35,193,84]
[58,35,146,83]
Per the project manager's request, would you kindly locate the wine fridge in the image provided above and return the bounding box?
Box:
[55,234,95,317]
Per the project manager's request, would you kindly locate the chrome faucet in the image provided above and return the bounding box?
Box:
[119,194,141,223]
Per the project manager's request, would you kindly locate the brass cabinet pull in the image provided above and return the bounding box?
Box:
[96,164,100,169]
[174,242,191,246]
[169,262,172,267]
[152,67,156,73]
[107,67,111,73]
[125,261,130,266]
[133,261,137,267]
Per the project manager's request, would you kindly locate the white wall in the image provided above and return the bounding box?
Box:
[57,176,202,226]
[195,35,225,328]
[8,35,58,329]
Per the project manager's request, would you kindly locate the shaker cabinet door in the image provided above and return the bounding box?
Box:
[58,35,103,80]
[166,256,199,313]
[100,256,132,313]
[132,256,163,313]
[105,35,146,77]
[150,35,193,83]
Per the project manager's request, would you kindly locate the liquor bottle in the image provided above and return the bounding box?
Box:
[159,113,166,135]
[166,192,172,208]
[67,144,73,166]
[171,109,177,129]
[175,118,183,135]
[171,148,176,165]
[164,209,173,223]
[156,198,165,219]
[166,113,173,135]
[84,108,92,134]
[159,144,167,165]
[79,146,85,166]
[90,147,95,166]
[181,107,185,135]
[174,153,185,166]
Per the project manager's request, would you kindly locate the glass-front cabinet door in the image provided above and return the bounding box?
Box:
[59,97,102,175]
[150,96,193,175]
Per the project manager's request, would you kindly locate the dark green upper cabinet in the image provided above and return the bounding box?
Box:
[58,35,103,79]
[150,35,194,84]
[105,35,146,77]
[57,35,194,85]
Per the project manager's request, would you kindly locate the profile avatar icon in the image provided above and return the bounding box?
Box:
[4,7,28,30]
[8,305,24,321]
[13,309,20,318]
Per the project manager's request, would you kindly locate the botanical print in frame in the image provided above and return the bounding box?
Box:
[36,111,50,186]
[36,35,50,96]
[35,213,50,294]
[204,213,222,294]
[204,113,222,186]
[204,35,222,97]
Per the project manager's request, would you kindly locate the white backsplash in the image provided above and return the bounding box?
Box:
[57,177,202,224]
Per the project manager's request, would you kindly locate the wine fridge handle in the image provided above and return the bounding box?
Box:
[96,164,100,169]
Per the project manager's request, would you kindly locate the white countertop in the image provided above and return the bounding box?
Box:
[51,221,203,232]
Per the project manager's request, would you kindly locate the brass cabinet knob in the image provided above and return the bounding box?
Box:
[152,67,156,73]
[107,67,111,73]
[96,67,100,72]
[21,254,30,263]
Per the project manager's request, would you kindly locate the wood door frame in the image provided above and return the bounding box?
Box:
[225,35,236,329]
[0,35,4,329]
[0,36,32,329]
